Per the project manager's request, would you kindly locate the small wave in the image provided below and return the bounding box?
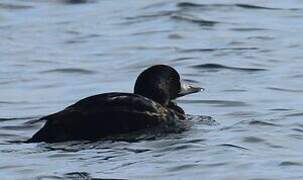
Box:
[122,147,150,154]
[236,4,280,10]
[126,11,174,20]
[38,172,125,180]
[292,128,303,133]
[177,2,302,11]
[177,2,232,9]
[64,34,101,44]
[181,47,259,53]
[190,63,267,72]
[225,111,257,117]
[223,89,247,92]
[221,119,280,131]
[181,78,199,83]
[248,120,280,127]
[178,99,249,107]
[62,0,96,4]
[63,172,91,179]
[40,68,96,75]
[218,143,249,150]
[0,3,33,10]
[171,14,219,26]
[167,164,198,172]
[247,36,275,40]
[269,108,292,112]
[242,136,265,143]
[169,57,195,62]
[65,0,87,4]
[284,112,303,117]
[235,4,300,11]
[177,2,207,8]
[123,11,174,24]
[184,138,206,144]
[230,27,268,32]
[64,39,86,44]
[267,87,303,93]
[130,30,171,36]
[0,116,37,122]
[1,124,37,131]
[279,161,303,166]
[0,101,28,105]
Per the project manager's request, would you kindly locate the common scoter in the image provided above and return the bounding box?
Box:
[27,65,202,143]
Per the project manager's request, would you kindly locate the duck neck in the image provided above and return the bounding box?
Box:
[167,101,185,114]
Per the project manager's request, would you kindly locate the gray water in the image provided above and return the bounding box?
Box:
[1,0,303,179]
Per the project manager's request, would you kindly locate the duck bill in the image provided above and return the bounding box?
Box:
[177,81,203,97]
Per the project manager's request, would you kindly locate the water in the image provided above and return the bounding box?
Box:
[1,0,303,179]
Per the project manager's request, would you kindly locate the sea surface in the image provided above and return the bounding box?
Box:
[1,0,303,179]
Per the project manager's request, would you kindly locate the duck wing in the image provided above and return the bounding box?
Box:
[27,93,175,143]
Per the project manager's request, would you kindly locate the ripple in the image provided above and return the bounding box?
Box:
[37,141,95,152]
[284,112,303,117]
[0,101,29,105]
[38,172,122,180]
[170,57,194,62]
[171,14,219,26]
[177,2,301,11]
[204,162,229,167]
[167,164,198,172]
[230,27,268,32]
[0,3,33,10]
[248,120,280,127]
[225,111,258,118]
[40,68,96,75]
[130,30,171,36]
[64,34,101,44]
[267,87,303,93]
[279,161,303,166]
[190,63,267,72]
[223,89,248,92]
[247,36,275,40]
[178,99,249,107]
[269,108,293,112]
[126,11,173,20]
[0,116,37,122]
[177,2,234,10]
[63,172,91,179]
[1,123,37,131]
[37,175,62,180]
[64,39,87,44]
[218,143,249,151]
[181,47,259,53]
[62,0,95,4]
[123,11,174,24]
[122,147,150,154]
[221,119,280,132]
[177,2,210,8]
[0,165,25,170]
[235,4,300,11]
[292,128,303,133]
[242,136,265,143]
[184,138,206,144]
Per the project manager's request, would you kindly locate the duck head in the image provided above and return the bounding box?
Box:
[134,65,202,106]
